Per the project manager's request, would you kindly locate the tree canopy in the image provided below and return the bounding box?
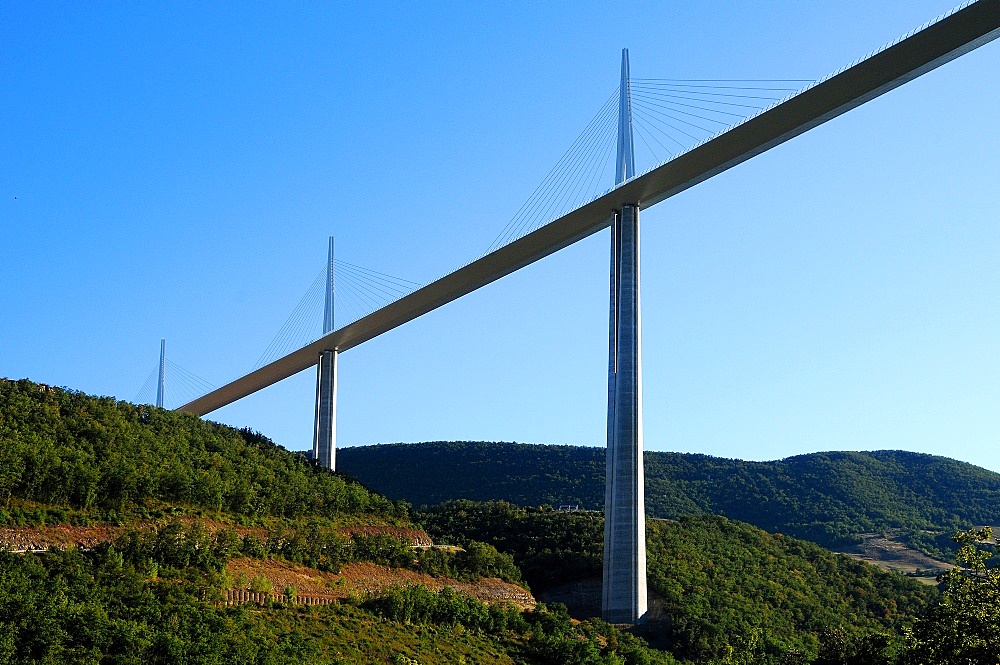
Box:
[417,500,937,663]
[0,379,401,522]
[901,527,1000,664]
[343,440,1000,555]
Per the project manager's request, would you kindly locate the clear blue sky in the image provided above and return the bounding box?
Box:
[3,2,998,472]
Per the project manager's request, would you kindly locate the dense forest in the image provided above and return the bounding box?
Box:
[1,378,997,663]
[0,522,679,664]
[0,378,403,523]
[417,500,937,662]
[341,441,1000,555]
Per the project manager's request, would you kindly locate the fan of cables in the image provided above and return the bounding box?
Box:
[251,259,421,371]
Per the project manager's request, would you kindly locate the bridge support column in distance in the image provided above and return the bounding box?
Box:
[313,349,337,469]
[156,338,166,408]
[603,202,647,625]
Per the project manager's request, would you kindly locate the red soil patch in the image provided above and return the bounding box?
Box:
[225,557,535,609]
[0,524,137,552]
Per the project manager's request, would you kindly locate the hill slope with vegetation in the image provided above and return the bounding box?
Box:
[341,441,1000,555]
[418,500,937,663]
[0,524,676,665]
[0,378,402,523]
[1,378,993,663]
[0,378,679,663]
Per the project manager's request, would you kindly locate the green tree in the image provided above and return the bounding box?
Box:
[902,527,1000,664]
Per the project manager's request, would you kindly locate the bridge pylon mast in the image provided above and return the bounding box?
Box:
[313,237,338,470]
[156,339,166,409]
[603,47,647,625]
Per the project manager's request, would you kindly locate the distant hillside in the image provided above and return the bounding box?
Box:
[340,441,1000,554]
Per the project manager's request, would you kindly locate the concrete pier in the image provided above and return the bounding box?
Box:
[602,203,647,624]
[313,349,337,469]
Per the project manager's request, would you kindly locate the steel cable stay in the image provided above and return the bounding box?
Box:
[492,92,617,249]
[335,259,421,289]
[335,283,371,325]
[631,112,715,147]
[630,91,758,117]
[133,367,159,405]
[632,101,707,142]
[632,77,812,85]
[632,98,730,132]
[535,102,620,235]
[164,359,216,408]
[633,110,689,153]
[630,85,804,103]
[250,258,423,372]
[630,93,777,121]
[335,269,401,312]
[512,106,615,241]
[577,128,619,215]
[335,263,419,315]
[487,90,617,251]
[283,281,326,349]
[631,103,730,165]
[632,121,667,165]
[628,78,814,171]
[335,282,384,319]
[485,88,619,254]
[481,79,813,262]
[522,95,618,237]
[335,262,420,295]
[133,358,215,409]
[633,93,757,148]
[633,98,746,135]
[252,266,327,370]
[634,111,680,158]
[630,79,813,119]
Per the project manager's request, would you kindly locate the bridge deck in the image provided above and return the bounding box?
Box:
[179,0,1000,417]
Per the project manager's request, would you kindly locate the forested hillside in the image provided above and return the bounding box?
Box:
[2,378,994,663]
[0,379,678,663]
[418,500,937,662]
[0,524,678,664]
[340,441,1000,555]
[0,378,402,523]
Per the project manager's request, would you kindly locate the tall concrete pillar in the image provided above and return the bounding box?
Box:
[313,349,337,469]
[603,203,647,624]
[602,47,647,625]
[313,236,337,470]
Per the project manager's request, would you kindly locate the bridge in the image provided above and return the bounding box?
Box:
[156,1,1000,624]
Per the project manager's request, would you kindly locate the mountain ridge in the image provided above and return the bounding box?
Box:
[339,440,1000,556]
